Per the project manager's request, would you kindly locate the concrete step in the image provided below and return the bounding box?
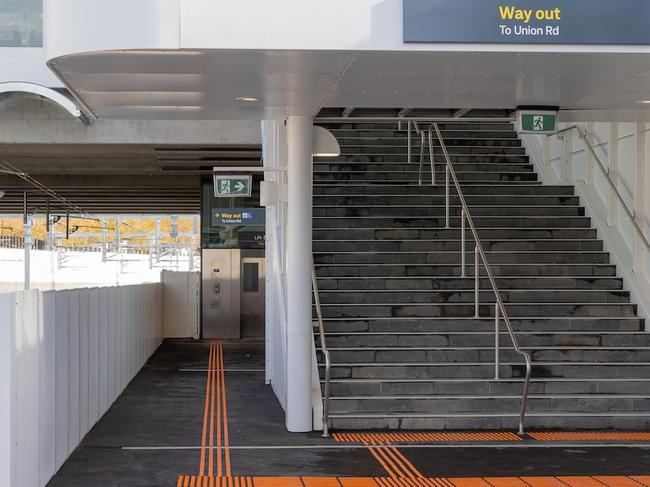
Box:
[325,123,516,130]
[322,347,650,364]
[328,413,650,431]
[315,163,534,172]
[314,251,609,265]
[317,289,629,305]
[313,184,575,196]
[313,240,604,253]
[327,146,528,155]
[328,395,650,415]
[326,378,650,396]
[315,264,617,278]
[323,362,650,380]
[318,155,530,164]
[313,171,537,182]
[318,303,637,318]
[320,318,645,333]
[330,134,521,144]
[317,276,619,290]
[313,216,591,229]
[313,228,598,241]
[338,139,525,149]
[318,331,650,348]
[313,206,584,217]
[334,138,523,147]
[321,123,516,132]
[314,195,581,206]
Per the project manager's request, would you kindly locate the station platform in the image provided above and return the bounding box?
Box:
[47,340,650,487]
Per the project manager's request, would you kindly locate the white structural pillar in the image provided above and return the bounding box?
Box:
[285,115,314,432]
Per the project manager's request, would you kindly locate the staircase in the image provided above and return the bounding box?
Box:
[313,120,650,431]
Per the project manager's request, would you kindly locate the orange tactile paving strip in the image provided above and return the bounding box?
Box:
[175,344,650,487]
[529,432,650,442]
[174,476,650,487]
[197,341,231,479]
[333,433,523,444]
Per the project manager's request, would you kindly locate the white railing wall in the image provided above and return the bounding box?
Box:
[262,119,289,411]
[0,283,163,487]
[523,122,650,327]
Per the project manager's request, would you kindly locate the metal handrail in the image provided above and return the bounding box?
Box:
[312,261,331,437]
[551,125,650,253]
[430,123,532,435]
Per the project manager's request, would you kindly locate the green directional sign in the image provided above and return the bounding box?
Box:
[518,111,558,135]
[213,175,252,198]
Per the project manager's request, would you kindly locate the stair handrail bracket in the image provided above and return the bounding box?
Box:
[431,122,533,436]
[312,261,331,437]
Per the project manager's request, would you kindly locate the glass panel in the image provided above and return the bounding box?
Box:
[0,0,43,47]
[201,177,265,249]
[242,263,259,293]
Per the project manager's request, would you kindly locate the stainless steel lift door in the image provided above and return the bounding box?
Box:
[202,249,241,339]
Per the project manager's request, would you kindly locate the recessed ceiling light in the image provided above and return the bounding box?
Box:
[637,100,650,104]
[236,96,259,102]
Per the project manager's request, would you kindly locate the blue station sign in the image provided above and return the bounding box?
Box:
[403,0,650,45]
[212,208,266,226]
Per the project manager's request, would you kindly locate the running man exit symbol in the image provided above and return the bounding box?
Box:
[518,111,557,135]
[213,174,253,197]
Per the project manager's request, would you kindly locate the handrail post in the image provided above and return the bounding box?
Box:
[407,120,412,164]
[445,166,450,229]
[432,122,531,435]
[420,130,425,166]
[474,245,480,318]
[461,209,466,278]
[494,303,500,380]
[418,131,425,185]
[428,129,435,186]
[311,262,330,437]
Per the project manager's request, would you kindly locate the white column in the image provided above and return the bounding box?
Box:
[634,123,647,274]
[608,123,619,227]
[285,115,314,432]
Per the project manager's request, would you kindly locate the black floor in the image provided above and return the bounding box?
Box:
[47,340,650,486]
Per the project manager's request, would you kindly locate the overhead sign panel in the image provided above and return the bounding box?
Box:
[212,208,265,226]
[214,175,252,198]
[403,0,650,45]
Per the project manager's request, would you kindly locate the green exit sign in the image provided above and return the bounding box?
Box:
[518,111,558,134]
[213,174,252,198]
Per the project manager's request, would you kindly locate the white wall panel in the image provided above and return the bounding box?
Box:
[98,290,109,415]
[14,291,40,487]
[88,289,99,427]
[67,292,80,451]
[0,294,13,487]
[78,290,89,439]
[54,292,69,470]
[162,271,200,338]
[1,283,163,487]
[39,292,56,486]
[528,123,650,323]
